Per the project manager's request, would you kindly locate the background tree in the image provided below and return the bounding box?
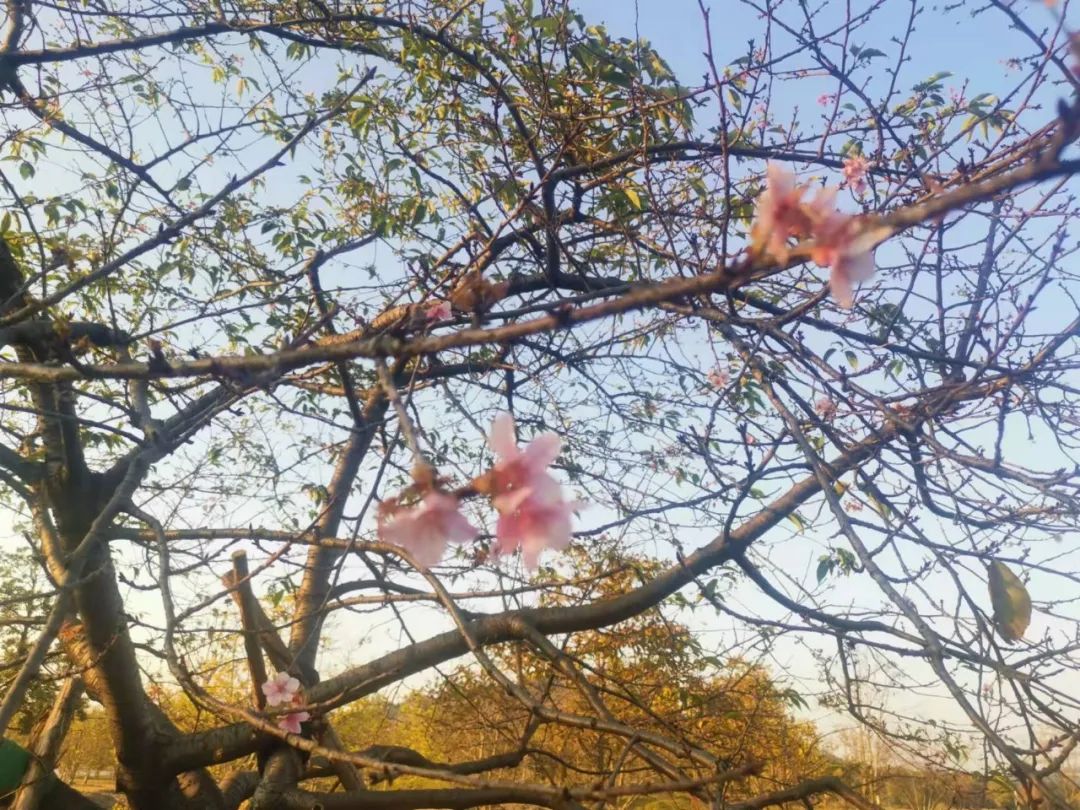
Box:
[0,550,59,739]
[0,1,1078,809]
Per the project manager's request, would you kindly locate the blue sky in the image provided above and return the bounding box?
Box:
[575,0,1072,89]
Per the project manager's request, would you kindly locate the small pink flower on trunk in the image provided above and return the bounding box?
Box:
[378,491,478,568]
[842,155,871,195]
[278,710,310,735]
[425,300,452,321]
[262,671,300,707]
[486,414,580,567]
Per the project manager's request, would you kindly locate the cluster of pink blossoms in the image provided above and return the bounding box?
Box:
[841,155,871,196]
[750,163,886,308]
[261,671,309,734]
[377,414,581,569]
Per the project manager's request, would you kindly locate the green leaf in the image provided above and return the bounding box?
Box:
[781,687,809,710]
[18,161,34,180]
[816,557,833,583]
[533,15,561,38]
[601,67,634,88]
[988,561,1031,642]
[0,738,31,793]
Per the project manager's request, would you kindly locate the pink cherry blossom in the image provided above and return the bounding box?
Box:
[806,211,881,309]
[817,93,834,107]
[494,487,580,569]
[750,163,813,264]
[425,300,452,321]
[708,369,730,388]
[262,671,300,707]
[378,491,478,568]
[803,184,839,224]
[842,155,871,196]
[278,710,310,734]
[487,413,563,504]
[486,413,580,567]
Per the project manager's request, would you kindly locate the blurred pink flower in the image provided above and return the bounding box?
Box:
[708,369,730,388]
[818,93,834,106]
[807,211,881,309]
[750,163,813,264]
[748,162,887,307]
[488,413,563,504]
[425,300,452,321]
[278,710,310,734]
[486,414,580,567]
[378,491,478,568]
[262,671,300,707]
[494,487,580,568]
[842,155,871,196]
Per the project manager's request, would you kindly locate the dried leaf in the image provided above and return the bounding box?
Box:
[988,561,1031,642]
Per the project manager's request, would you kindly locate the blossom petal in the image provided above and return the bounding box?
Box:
[488,413,519,460]
[377,491,477,568]
[262,671,300,706]
[830,265,856,309]
[407,534,448,569]
[847,225,891,265]
[494,485,534,515]
[766,161,795,194]
[425,300,452,321]
[442,507,480,544]
[278,710,310,735]
[493,491,578,568]
[522,431,562,469]
[845,247,876,284]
